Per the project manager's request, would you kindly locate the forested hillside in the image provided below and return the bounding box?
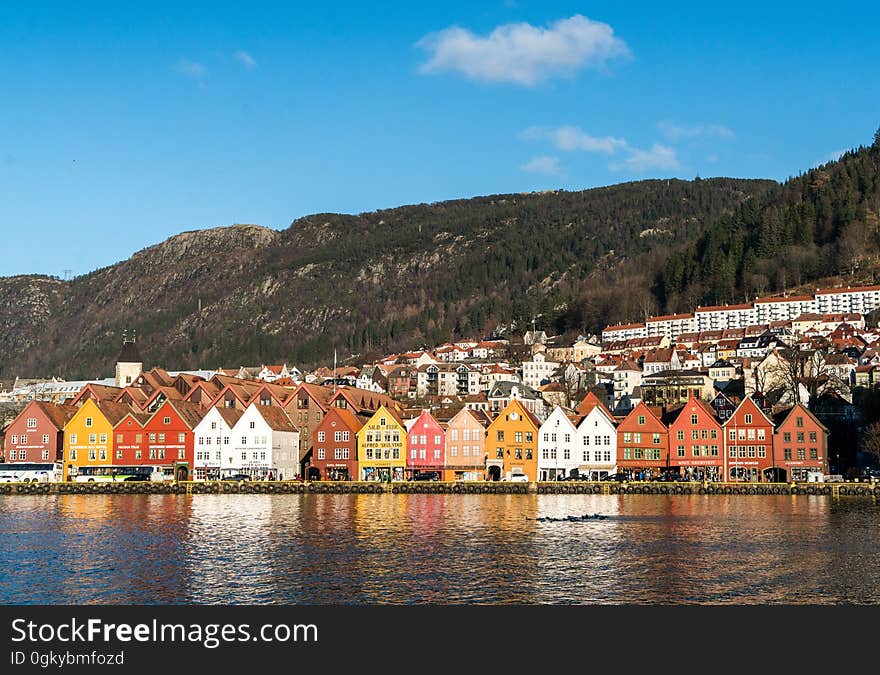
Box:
[661,131,880,311]
[0,177,771,378]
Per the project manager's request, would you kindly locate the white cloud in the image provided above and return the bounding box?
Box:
[175,59,207,82]
[234,50,257,69]
[657,120,734,141]
[611,144,680,173]
[524,125,627,153]
[520,156,561,175]
[417,14,630,85]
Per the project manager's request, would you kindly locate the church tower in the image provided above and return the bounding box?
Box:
[115,330,143,388]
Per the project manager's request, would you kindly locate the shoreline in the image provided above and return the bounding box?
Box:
[1,480,878,497]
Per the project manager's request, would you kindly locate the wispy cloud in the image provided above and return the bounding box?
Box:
[657,120,734,141]
[234,50,257,69]
[523,125,627,153]
[416,14,630,86]
[611,144,680,172]
[520,155,561,175]
[523,124,681,174]
[175,59,207,83]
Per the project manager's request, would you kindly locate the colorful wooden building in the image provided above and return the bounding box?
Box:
[2,401,76,464]
[616,402,670,479]
[666,395,722,481]
[443,407,490,481]
[143,400,205,481]
[356,405,406,481]
[63,399,132,480]
[772,403,829,481]
[485,399,541,481]
[405,410,446,479]
[722,396,774,482]
[311,407,363,481]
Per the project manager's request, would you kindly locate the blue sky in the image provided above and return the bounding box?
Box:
[2,1,878,277]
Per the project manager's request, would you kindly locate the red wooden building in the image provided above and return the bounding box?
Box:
[772,403,829,481]
[143,400,205,480]
[616,402,670,479]
[666,395,723,481]
[722,396,774,482]
[113,410,153,465]
[2,401,77,463]
[311,407,363,481]
[405,410,446,479]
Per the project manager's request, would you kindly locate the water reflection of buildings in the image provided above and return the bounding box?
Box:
[52,494,194,604]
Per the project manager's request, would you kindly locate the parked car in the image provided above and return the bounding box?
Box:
[600,473,628,482]
[412,471,440,482]
[123,475,149,482]
[656,472,685,482]
[225,473,251,482]
[503,474,529,483]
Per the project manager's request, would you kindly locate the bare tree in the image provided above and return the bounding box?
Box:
[861,421,880,467]
[764,347,851,404]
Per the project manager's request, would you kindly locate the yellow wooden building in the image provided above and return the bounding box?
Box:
[356,405,406,481]
[485,399,542,481]
[62,399,132,480]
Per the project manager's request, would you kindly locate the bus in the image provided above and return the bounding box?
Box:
[0,462,63,483]
[72,465,168,483]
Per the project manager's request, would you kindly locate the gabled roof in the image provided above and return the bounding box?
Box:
[114,409,152,428]
[31,401,78,430]
[149,399,206,430]
[95,400,137,426]
[215,407,244,428]
[251,404,298,432]
[771,403,829,432]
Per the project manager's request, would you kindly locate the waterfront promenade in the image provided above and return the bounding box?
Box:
[1,480,878,497]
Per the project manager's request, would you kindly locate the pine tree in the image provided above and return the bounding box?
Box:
[875,126,880,148]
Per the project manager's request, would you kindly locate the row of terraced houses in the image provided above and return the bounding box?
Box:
[0,339,828,483]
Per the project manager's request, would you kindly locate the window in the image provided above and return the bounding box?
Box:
[757,429,765,440]
[692,430,699,440]
[85,417,93,427]
[710,429,717,439]
[550,448,557,459]
[809,447,818,460]
[796,432,804,443]
[525,449,533,460]
[42,449,49,460]
[623,432,631,443]
[623,448,632,460]
[149,449,157,459]
[796,416,803,428]
[366,448,373,460]
[224,437,229,445]
[89,449,96,460]
[116,449,122,459]
[583,451,589,462]
[434,449,441,460]
[242,437,248,445]
[135,433,142,443]
[496,448,503,459]
[334,449,343,460]
[729,446,736,458]
[380,417,386,426]
[163,417,171,425]
[420,435,427,445]
[728,429,736,441]
[241,452,247,460]
[411,448,417,459]
[604,451,611,462]
[797,448,805,460]
[178,433,185,443]
[158,433,165,443]
[43,434,50,444]
[744,414,752,424]
[211,422,217,430]
[515,432,523,443]
[638,415,646,425]
[343,431,350,442]
[526,432,533,443]
[633,433,642,444]
[497,430,504,442]
[748,446,756,458]
[677,430,684,441]
[783,432,791,442]
[652,434,661,445]
[99,433,107,444]
[89,434,96,444]
[393,449,399,460]
[249,421,255,429]
[451,429,459,441]
[809,432,817,443]
[677,445,685,458]
[758,447,766,458]
[435,435,442,445]
[334,431,342,442]
[691,414,698,425]
[563,448,570,460]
